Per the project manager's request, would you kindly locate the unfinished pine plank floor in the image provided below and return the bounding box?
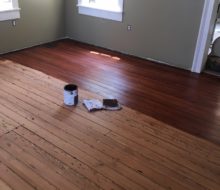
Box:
[1,39,220,145]
[0,60,220,190]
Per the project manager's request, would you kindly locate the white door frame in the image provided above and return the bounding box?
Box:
[191,0,218,73]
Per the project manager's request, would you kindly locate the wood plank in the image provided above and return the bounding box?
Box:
[0,136,81,190]
[1,131,101,190]
[0,112,19,136]
[0,179,12,190]
[1,61,220,189]
[1,61,220,154]
[2,40,220,144]
[0,85,215,190]
[0,101,163,190]
[0,96,145,190]
[0,148,58,190]
[0,60,220,190]
[1,60,220,164]
[1,62,219,171]
[13,127,127,190]
[0,162,35,190]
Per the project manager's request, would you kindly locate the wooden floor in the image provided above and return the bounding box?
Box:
[0,60,220,190]
[1,39,220,145]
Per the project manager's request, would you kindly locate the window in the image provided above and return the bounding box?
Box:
[0,0,20,21]
[77,0,124,22]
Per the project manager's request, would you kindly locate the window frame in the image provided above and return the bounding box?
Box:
[0,0,20,21]
[77,0,124,22]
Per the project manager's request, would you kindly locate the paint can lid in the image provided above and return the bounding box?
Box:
[64,84,78,91]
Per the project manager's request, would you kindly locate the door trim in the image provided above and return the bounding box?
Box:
[191,0,217,73]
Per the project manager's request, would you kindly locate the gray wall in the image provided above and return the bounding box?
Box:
[0,0,65,54]
[0,0,205,70]
[65,0,204,70]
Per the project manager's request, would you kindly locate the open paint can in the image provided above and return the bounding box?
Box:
[64,84,78,106]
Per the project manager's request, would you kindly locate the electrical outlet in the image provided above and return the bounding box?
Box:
[127,25,132,31]
[12,20,16,27]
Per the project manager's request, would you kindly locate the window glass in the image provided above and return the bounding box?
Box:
[0,0,13,11]
[0,0,20,21]
[78,0,124,21]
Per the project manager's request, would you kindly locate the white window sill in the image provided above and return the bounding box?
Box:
[77,3,123,22]
[0,8,20,21]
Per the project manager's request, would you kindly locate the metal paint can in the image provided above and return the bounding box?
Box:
[64,84,78,106]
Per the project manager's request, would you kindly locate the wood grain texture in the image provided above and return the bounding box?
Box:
[0,60,220,190]
[0,179,12,190]
[1,39,220,145]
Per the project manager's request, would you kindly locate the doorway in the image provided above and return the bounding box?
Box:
[191,0,219,73]
[210,3,220,50]
[205,3,220,76]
